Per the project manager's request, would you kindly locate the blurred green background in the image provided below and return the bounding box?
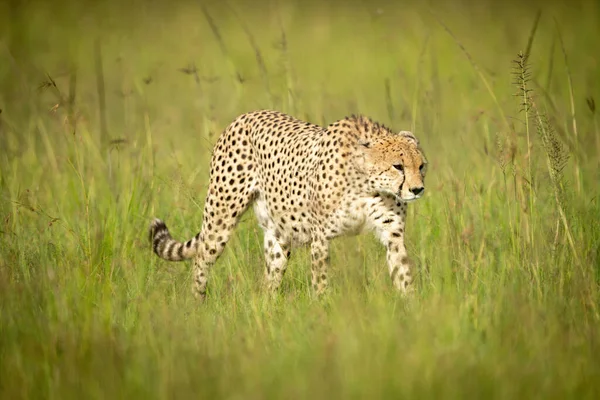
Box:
[1,0,599,398]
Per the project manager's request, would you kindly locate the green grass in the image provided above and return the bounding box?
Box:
[1,0,600,398]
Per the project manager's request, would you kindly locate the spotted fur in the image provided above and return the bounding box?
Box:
[149,110,428,301]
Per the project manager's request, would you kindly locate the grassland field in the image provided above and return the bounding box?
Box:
[1,0,599,398]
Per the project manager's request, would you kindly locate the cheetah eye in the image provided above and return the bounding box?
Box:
[393,164,404,172]
[419,164,424,171]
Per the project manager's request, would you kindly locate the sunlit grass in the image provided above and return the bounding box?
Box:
[1,0,599,398]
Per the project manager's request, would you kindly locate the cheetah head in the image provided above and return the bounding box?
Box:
[353,130,428,202]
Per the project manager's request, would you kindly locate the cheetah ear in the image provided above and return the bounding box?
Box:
[399,130,419,145]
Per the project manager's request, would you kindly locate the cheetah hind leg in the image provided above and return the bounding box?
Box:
[262,230,291,295]
[191,193,256,302]
[310,233,330,297]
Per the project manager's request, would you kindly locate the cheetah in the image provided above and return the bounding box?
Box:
[149,110,428,301]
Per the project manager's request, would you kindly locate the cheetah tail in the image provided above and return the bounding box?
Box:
[149,218,198,261]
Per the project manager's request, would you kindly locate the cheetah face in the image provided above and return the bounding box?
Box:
[354,131,427,202]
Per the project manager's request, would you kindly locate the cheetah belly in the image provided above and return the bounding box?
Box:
[252,190,313,247]
[323,198,369,239]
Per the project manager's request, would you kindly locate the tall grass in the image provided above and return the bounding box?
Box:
[1,0,599,398]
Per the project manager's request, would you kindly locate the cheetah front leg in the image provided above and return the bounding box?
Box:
[367,195,414,295]
[385,234,413,295]
[310,232,330,296]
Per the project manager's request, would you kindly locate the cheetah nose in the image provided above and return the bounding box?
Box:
[410,186,424,196]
